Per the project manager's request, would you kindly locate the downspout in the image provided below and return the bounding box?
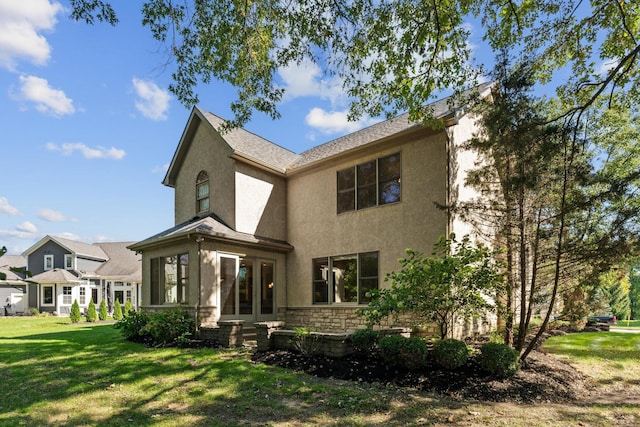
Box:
[192,235,204,335]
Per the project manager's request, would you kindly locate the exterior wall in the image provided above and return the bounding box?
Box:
[76,257,103,274]
[235,162,288,241]
[173,121,236,227]
[26,242,103,274]
[285,129,449,310]
[447,112,486,241]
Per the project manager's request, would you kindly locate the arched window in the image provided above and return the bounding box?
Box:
[196,171,210,214]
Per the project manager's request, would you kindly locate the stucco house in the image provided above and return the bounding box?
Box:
[129,83,494,334]
[22,236,142,316]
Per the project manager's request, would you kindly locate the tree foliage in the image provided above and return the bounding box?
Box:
[113,298,123,321]
[86,299,98,322]
[630,268,640,320]
[69,0,640,128]
[70,300,81,323]
[358,234,503,339]
[460,52,640,359]
[99,299,108,321]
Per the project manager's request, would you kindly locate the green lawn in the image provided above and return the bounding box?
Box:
[612,319,640,328]
[1,317,639,426]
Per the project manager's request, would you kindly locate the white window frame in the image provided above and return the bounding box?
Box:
[64,254,74,270]
[79,287,86,305]
[62,286,72,305]
[44,254,54,271]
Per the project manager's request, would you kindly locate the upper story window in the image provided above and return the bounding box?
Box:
[44,254,54,271]
[64,254,74,270]
[337,153,401,213]
[196,171,210,214]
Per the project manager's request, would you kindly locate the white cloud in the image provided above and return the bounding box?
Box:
[52,232,81,241]
[152,163,170,175]
[16,221,37,233]
[598,59,619,76]
[132,78,171,121]
[46,142,126,160]
[278,60,345,105]
[16,75,75,117]
[305,108,379,135]
[0,229,35,240]
[38,208,67,222]
[0,0,63,70]
[0,197,19,216]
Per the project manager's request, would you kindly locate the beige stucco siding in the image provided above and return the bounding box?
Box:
[174,121,236,227]
[447,112,485,241]
[286,129,449,307]
[234,162,287,241]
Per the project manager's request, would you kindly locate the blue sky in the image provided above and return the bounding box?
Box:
[0,1,493,254]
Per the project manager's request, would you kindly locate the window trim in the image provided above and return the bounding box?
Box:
[44,254,54,271]
[312,251,379,305]
[64,254,74,270]
[337,153,401,214]
[150,253,189,305]
[196,170,210,215]
[62,286,72,305]
[42,285,54,306]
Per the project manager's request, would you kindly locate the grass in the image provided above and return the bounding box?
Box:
[1,317,639,426]
[612,319,640,328]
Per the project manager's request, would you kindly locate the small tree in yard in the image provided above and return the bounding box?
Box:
[70,300,81,323]
[86,299,97,322]
[124,299,133,317]
[99,299,108,321]
[358,234,503,339]
[113,299,123,321]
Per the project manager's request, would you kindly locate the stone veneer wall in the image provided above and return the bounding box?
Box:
[198,320,245,347]
[280,306,497,339]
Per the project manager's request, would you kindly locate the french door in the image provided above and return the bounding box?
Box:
[219,255,275,322]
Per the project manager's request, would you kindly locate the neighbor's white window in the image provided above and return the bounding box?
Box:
[62,286,72,305]
[44,254,54,271]
[64,254,73,270]
[79,287,86,305]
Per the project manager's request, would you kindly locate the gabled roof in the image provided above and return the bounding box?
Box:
[164,82,493,181]
[22,235,108,261]
[0,267,28,283]
[163,107,299,186]
[129,214,293,253]
[94,242,141,282]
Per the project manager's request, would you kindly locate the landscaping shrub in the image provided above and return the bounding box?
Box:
[351,328,380,355]
[86,300,97,322]
[99,300,108,321]
[139,306,196,346]
[378,335,428,370]
[70,300,81,323]
[432,338,469,370]
[113,299,123,321]
[124,299,133,316]
[115,310,150,341]
[477,342,520,377]
[30,307,39,317]
[291,327,322,356]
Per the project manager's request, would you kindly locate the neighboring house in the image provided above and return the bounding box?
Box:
[129,84,494,334]
[0,255,29,315]
[22,236,141,316]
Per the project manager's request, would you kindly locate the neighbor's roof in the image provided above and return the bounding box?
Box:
[30,268,83,284]
[0,255,26,269]
[23,235,108,261]
[129,214,293,253]
[0,267,28,283]
[94,242,141,282]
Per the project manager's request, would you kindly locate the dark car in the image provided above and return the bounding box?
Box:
[587,315,617,325]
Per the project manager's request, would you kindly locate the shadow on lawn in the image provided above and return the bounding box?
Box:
[1,324,638,426]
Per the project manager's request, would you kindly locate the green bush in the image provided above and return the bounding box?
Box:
[432,338,469,370]
[99,300,108,321]
[124,300,133,316]
[351,328,380,354]
[30,307,39,317]
[115,310,150,341]
[139,307,196,346]
[477,342,520,377]
[378,335,428,370]
[291,327,322,356]
[70,300,81,323]
[113,299,123,321]
[86,300,97,322]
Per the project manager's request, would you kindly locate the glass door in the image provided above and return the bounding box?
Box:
[218,255,276,322]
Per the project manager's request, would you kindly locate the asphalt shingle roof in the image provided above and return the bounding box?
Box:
[94,242,141,282]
